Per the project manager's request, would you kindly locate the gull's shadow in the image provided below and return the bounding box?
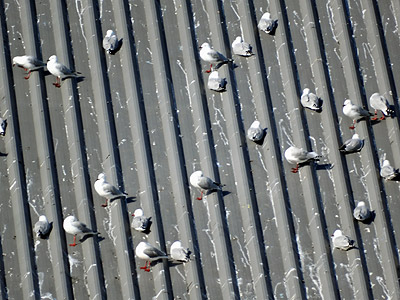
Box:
[39,222,53,240]
[386,173,400,182]
[316,163,333,170]
[253,129,267,145]
[222,190,231,197]
[79,232,102,244]
[141,220,153,235]
[0,152,7,157]
[42,70,52,77]
[358,211,376,225]
[126,196,136,204]
[109,38,123,55]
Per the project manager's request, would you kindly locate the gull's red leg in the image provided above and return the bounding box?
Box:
[101,199,108,207]
[196,190,203,200]
[380,112,386,120]
[24,70,31,80]
[371,110,378,121]
[69,235,77,247]
[291,164,299,173]
[205,64,213,73]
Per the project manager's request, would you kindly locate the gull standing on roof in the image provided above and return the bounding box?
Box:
[12,55,46,79]
[380,159,399,180]
[190,170,222,200]
[47,55,81,88]
[170,241,191,263]
[258,12,278,34]
[369,93,394,121]
[331,229,355,251]
[34,215,51,239]
[131,208,152,233]
[136,241,168,272]
[63,215,97,247]
[199,42,232,73]
[339,133,364,153]
[284,146,321,173]
[0,118,6,136]
[231,36,253,57]
[94,173,127,207]
[342,99,372,129]
[207,69,227,92]
[300,88,321,111]
[247,120,264,142]
[353,201,371,222]
[103,30,120,54]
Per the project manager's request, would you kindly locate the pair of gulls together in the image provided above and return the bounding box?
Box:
[343,93,394,129]
[13,55,82,88]
[33,214,97,247]
[284,133,364,174]
[200,13,278,92]
[136,240,191,272]
[332,201,373,251]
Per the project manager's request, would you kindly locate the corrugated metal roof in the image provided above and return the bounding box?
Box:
[0,0,400,299]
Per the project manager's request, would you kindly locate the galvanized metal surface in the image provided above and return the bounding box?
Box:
[0,0,399,299]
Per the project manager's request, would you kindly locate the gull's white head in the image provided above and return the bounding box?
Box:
[200,42,210,49]
[234,36,243,43]
[302,88,310,95]
[352,133,360,140]
[262,12,271,19]
[39,215,48,222]
[357,201,365,207]
[171,240,182,248]
[343,99,352,106]
[382,160,391,167]
[47,55,58,63]
[97,173,106,181]
[106,30,114,37]
[332,229,343,238]
[133,208,144,217]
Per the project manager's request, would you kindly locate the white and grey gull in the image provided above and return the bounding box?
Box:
[189,170,222,200]
[12,55,46,79]
[369,92,394,121]
[63,215,97,247]
[339,133,364,153]
[284,146,321,173]
[46,55,82,88]
[94,172,127,207]
[136,241,168,272]
[34,215,51,239]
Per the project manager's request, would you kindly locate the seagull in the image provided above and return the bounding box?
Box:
[369,93,394,121]
[170,241,191,263]
[131,208,152,233]
[258,12,278,35]
[12,55,46,79]
[103,30,120,54]
[353,201,371,222]
[94,173,127,207]
[199,42,232,73]
[300,88,321,111]
[63,215,97,247]
[342,99,372,129]
[0,118,6,136]
[380,159,399,180]
[231,36,253,57]
[207,70,227,92]
[247,120,264,142]
[331,229,355,251]
[135,241,168,272]
[284,146,321,173]
[189,170,222,200]
[46,55,82,88]
[34,215,51,239]
[339,133,364,153]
